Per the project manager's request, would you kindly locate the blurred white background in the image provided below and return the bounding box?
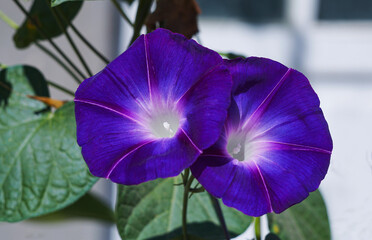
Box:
[1,0,372,239]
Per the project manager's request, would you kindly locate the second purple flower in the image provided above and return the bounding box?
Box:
[191,57,333,216]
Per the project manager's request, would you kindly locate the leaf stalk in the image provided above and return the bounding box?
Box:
[182,170,194,240]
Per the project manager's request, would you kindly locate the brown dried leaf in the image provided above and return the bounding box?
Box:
[145,0,201,39]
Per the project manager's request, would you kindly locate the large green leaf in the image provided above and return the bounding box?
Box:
[0,65,49,108]
[268,190,331,240]
[116,177,252,240]
[31,192,114,223]
[13,0,83,48]
[0,65,96,222]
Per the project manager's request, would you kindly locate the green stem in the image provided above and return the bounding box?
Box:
[183,168,190,185]
[46,80,75,97]
[35,42,81,84]
[209,194,230,240]
[111,0,134,27]
[0,8,82,84]
[66,21,110,64]
[129,0,153,46]
[13,0,86,82]
[0,9,18,29]
[254,217,261,240]
[182,172,194,240]
[49,4,93,77]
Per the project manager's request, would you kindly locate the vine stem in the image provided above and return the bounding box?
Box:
[111,0,134,27]
[0,9,18,29]
[129,0,153,46]
[0,9,79,92]
[48,3,93,77]
[254,217,261,240]
[46,80,74,96]
[209,194,230,240]
[64,21,110,64]
[182,171,194,240]
[13,0,86,82]
[34,42,81,83]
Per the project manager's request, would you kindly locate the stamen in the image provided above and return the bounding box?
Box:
[232,143,241,155]
[226,131,263,162]
[227,133,246,161]
[163,121,171,131]
[148,110,180,138]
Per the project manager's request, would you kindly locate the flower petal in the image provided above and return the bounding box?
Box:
[109,131,201,184]
[191,155,236,198]
[145,29,223,103]
[177,66,232,149]
[192,57,332,216]
[219,160,272,217]
[76,36,151,116]
[75,101,148,178]
[224,57,288,123]
[256,148,330,213]
[254,154,309,214]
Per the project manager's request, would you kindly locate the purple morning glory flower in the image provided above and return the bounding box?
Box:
[74,29,232,185]
[190,57,332,216]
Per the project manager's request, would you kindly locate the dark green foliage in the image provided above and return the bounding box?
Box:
[265,233,281,240]
[129,0,153,45]
[13,0,83,48]
[116,177,253,240]
[32,192,114,223]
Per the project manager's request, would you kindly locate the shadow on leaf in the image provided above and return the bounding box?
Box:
[23,66,51,114]
[0,69,12,108]
[147,222,238,240]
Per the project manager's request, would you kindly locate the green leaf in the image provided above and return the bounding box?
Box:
[116,177,252,240]
[265,233,281,240]
[0,65,49,109]
[268,190,330,240]
[0,65,97,222]
[13,0,83,48]
[219,52,247,60]
[31,192,114,223]
[51,0,95,7]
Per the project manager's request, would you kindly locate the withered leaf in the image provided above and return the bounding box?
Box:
[145,0,201,39]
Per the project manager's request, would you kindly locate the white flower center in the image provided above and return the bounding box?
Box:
[227,134,246,161]
[226,132,260,162]
[149,112,180,138]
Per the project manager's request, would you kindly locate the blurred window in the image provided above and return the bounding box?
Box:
[197,0,284,23]
[319,0,372,20]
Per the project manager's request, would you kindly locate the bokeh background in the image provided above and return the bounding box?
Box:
[1,0,372,239]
